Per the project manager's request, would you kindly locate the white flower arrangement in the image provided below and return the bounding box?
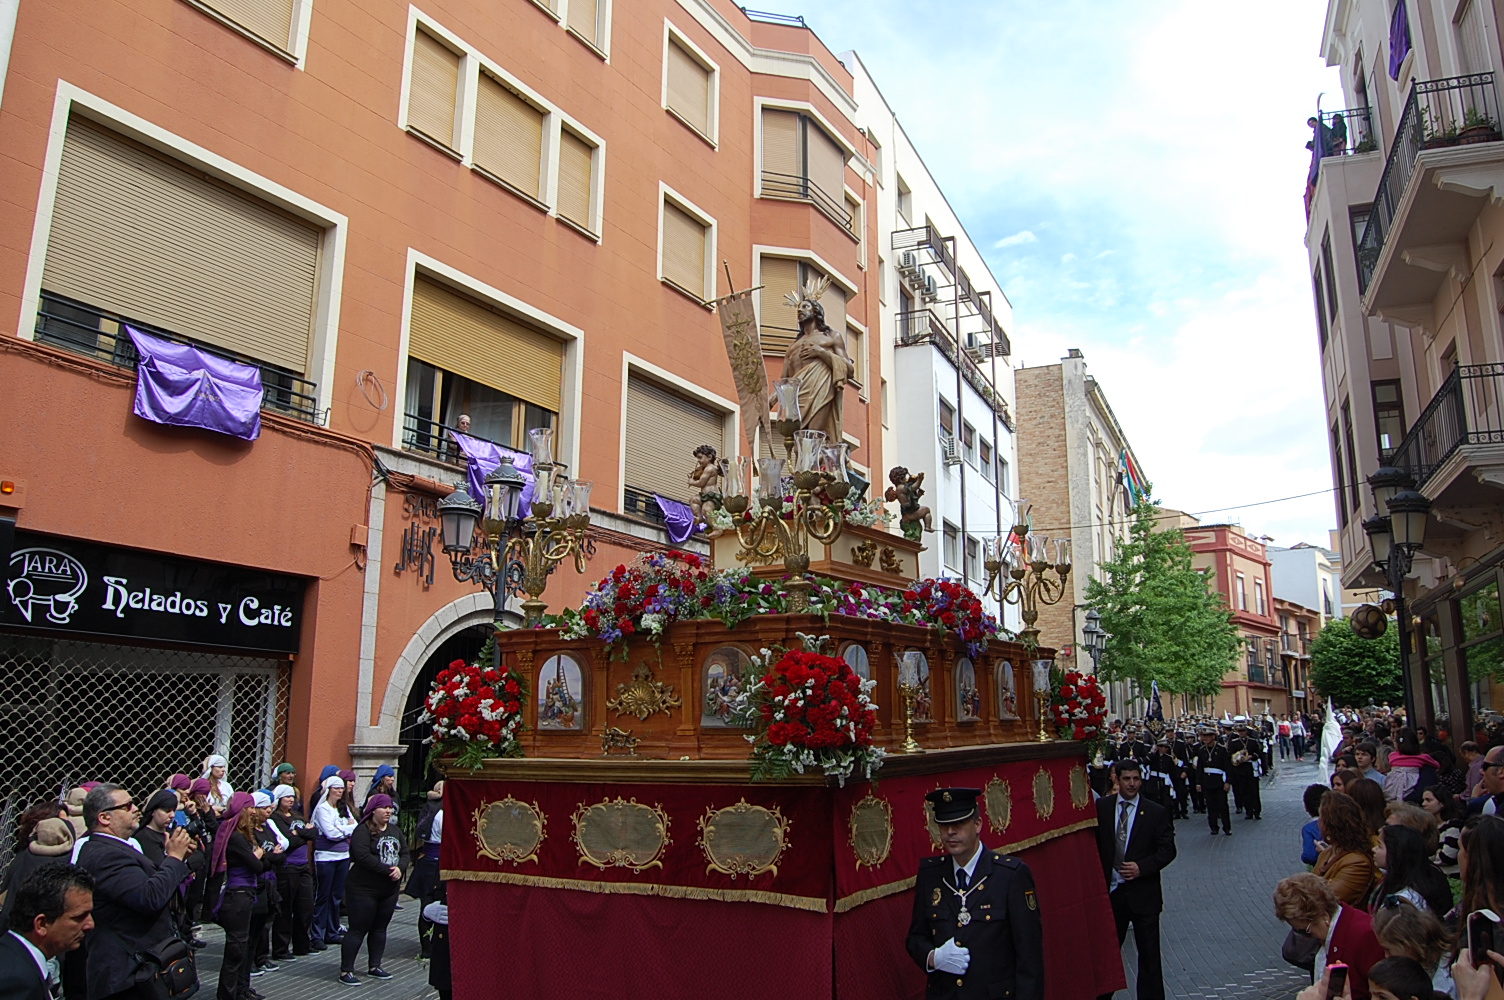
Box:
[842,498,895,527]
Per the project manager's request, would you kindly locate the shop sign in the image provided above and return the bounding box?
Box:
[1,530,305,654]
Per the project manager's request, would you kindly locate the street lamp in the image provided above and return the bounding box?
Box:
[1081,608,1107,670]
[1362,469,1432,726]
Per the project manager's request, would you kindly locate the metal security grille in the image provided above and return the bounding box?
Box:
[0,633,289,872]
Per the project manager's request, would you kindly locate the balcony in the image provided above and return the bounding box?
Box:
[1391,364,1504,490]
[34,292,321,424]
[1357,73,1504,303]
[1316,106,1380,157]
[759,171,853,233]
[895,308,1012,424]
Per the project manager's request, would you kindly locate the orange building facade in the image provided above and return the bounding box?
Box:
[0,0,884,809]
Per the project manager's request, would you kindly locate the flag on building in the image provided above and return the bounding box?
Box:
[1119,448,1147,505]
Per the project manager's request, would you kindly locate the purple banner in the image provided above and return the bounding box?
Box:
[1389,0,1411,79]
[654,494,700,546]
[126,326,263,441]
[451,432,534,518]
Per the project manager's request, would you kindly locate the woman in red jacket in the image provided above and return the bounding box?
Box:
[1275,873,1386,1000]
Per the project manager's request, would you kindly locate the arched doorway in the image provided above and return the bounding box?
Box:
[394,624,492,816]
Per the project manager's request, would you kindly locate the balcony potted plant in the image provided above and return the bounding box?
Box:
[1458,106,1501,145]
[1421,106,1460,149]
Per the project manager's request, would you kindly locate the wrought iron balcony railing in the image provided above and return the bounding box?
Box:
[896,309,1010,423]
[1317,107,1379,156]
[1391,363,1504,485]
[401,412,472,465]
[34,292,322,424]
[1357,74,1502,291]
[622,485,668,525]
[759,171,853,233]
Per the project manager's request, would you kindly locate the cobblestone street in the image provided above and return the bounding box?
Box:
[1111,754,1322,1000]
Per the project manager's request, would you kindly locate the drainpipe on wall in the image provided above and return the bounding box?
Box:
[0,0,19,111]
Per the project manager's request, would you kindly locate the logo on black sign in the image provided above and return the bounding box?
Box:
[7,547,89,624]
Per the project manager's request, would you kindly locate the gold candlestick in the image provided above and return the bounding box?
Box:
[1034,690,1052,743]
[897,682,923,754]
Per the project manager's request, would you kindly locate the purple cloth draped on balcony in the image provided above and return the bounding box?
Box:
[452,432,534,517]
[1389,0,1411,79]
[126,325,263,440]
[654,494,700,545]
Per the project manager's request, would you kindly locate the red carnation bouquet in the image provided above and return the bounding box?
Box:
[901,578,1002,659]
[1048,668,1108,758]
[421,640,529,770]
[737,646,884,786]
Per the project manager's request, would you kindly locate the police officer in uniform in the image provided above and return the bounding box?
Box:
[1229,721,1263,820]
[1191,727,1234,835]
[907,788,1045,1000]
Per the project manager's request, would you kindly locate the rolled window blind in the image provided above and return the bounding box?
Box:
[666,41,711,136]
[202,0,295,49]
[567,0,599,45]
[408,30,460,149]
[624,375,724,502]
[474,73,545,199]
[661,202,706,297]
[762,109,800,177]
[42,118,319,373]
[819,279,846,341]
[408,278,563,412]
[557,130,593,229]
[758,256,800,355]
[806,121,845,206]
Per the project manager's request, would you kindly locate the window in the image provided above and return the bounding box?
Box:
[979,439,994,482]
[1350,205,1373,280]
[1321,228,1338,323]
[757,256,845,354]
[474,72,545,200]
[1255,579,1267,616]
[966,536,982,582]
[1236,573,1248,611]
[39,117,321,378]
[556,128,598,233]
[943,523,960,571]
[962,423,976,465]
[1457,0,1490,74]
[845,322,865,392]
[660,190,714,300]
[566,0,605,52]
[1331,423,1349,528]
[847,192,865,263]
[867,133,882,176]
[190,0,299,54]
[877,256,887,304]
[939,400,955,439]
[402,278,561,457]
[1372,380,1404,460]
[896,174,912,223]
[880,378,890,427]
[1312,268,1329,352]
[997,455,1010,495]
[624,373,726,512]
[1341,400,1360,513]
[760,108,851,232]
[664,28,716,142]
[407,29,462,150]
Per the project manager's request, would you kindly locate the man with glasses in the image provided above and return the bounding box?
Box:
[76,783,195,1000]
[1467,747,1504,816]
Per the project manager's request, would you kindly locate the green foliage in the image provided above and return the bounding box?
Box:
[1084,493,1242,698]
[1309,617,1403,707]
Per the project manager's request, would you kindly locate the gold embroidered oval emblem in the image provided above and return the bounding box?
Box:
[473,797,545,866]
[1069,765,1091,810]
[1033,767,1055,821]
[573,797,671,872]
[699,799,790,879]
[848,795,893,869]
[984,776,1012,835]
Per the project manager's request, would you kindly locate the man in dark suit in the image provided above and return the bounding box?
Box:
[2,863,95,1000]
[1096,759,1177,1000]
[76,783,194,1000]
[906,787,1044,1000]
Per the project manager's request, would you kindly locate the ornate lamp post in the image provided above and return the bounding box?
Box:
[436,428,595,627]
[980,500,1072,646]
[1081,608,1107,670]
[732,379,849,612]
[1361,466,1432,726]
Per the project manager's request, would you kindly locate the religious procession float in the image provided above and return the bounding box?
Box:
[425,278,1124,999]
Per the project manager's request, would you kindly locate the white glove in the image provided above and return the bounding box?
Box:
[932,938,970,975]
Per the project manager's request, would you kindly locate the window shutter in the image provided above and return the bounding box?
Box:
[408,30,461,148]
[819,279,846,342]
[567,0,599,45]
[201,0,295,49]
[474,73,545,199]
[806,121,845,206]
[758,256,800,354]
[624,375,724,502]
[762,109,800,177]
[41,118,319,373]
[408,278,563,412]
[661,202,706,297]
[557,130,594,229]
[666,41,711,136]
[1458,0,1489,74]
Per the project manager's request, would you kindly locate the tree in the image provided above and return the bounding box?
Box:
[1084,494,1242,699]
[1309,617,1402,707]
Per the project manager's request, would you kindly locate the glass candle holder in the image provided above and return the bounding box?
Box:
[724,455,751,497]
[757,458,787,501]
[528,426,556,467]
[794,430,828,472]
[771,379,803,423]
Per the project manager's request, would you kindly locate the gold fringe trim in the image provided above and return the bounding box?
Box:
[832,817,1100,914]
[439,868,828,913]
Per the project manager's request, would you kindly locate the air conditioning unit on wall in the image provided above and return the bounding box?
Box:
[941,435,962,466]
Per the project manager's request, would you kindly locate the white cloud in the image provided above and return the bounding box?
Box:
[993,229,1037,248]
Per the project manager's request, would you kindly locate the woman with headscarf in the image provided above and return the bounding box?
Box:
[248,790,286,978]
[366,765,396,807]
[188,777,221,925]
[268,781,316,961]
[311,773,357,950]
[338,793,409,986]
[272,763,302,814]
[307,765,340,817]
[212,791,263,1000]
[202,754,234,815]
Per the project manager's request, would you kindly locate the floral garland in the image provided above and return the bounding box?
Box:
[1049,668,1108,758]
[420,638,528,769]
[734,645,884,786]
[841,497,896,528]
[901,578,1004,660]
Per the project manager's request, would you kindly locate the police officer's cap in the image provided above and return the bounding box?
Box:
[926,787,982,824]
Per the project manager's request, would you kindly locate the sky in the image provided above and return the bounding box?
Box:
[798,0,1346,549]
